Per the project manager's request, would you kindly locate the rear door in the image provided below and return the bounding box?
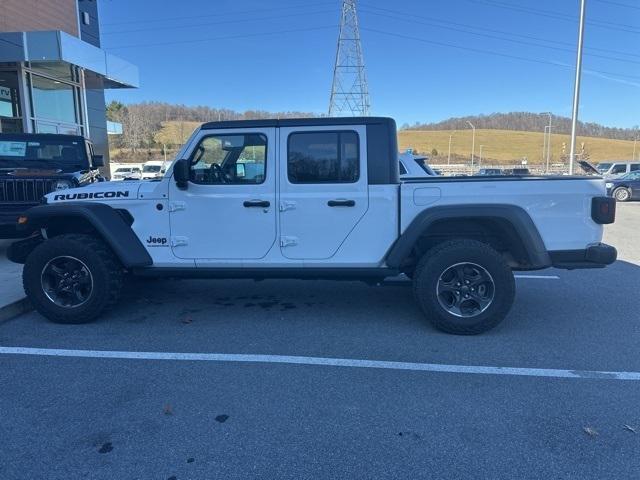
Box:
[278,125,368,259]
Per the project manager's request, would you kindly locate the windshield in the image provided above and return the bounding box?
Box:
[0,137,88,172]
[143,165,161,173]
[597,163,612,172]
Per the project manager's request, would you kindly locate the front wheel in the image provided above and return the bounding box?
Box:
[613,187,630,202]
[413,239,515,335]
[23,234,123,324]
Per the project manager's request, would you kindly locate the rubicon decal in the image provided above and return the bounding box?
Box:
[53,191,130,201]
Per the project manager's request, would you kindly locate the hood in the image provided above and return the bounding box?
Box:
[0,167,64,177]
[46,180,142,204]
[578,160,600,175]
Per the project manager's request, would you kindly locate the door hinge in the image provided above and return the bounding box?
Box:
[171,236,188,247]
[280,236,298,247]
[169,201,186,212]
[279,201,297,212]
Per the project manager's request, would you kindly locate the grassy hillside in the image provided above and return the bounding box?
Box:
[398,129,637,165]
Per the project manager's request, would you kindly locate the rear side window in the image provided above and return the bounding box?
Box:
[287,131,359,184]
[630,164,640,172]
[399,161,407,175]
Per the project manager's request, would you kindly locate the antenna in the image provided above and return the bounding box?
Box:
[329,0,370,116]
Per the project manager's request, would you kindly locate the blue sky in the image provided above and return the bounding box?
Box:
[100,0,640,128]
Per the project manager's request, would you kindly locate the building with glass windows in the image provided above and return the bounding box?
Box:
[0,0,138,164]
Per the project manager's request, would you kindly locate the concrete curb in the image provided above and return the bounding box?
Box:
[0,297,32,324]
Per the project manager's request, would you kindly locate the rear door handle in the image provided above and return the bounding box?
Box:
[327,199,356,207]
[243,200,270,208]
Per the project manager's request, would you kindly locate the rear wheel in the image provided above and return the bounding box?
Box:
[614,187,630,202]
[23,234,123,324]
[413,239,515,335]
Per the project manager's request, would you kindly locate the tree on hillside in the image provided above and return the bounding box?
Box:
[153,121,202,148]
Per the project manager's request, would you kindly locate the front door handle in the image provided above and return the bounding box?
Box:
[243,200,270,208]
[327,199,355,207]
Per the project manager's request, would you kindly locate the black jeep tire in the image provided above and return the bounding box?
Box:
[23,234,123,324]
[413,239,515,335]
[613,187,630,202]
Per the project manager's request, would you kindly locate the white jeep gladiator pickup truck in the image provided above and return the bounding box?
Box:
[8,117,617,334]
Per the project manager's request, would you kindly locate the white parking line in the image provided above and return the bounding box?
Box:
[1,346,638,381]
[514,274,560,280]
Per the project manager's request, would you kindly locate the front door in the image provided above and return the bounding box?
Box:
[168,127,277,260]
[278,125,369,259]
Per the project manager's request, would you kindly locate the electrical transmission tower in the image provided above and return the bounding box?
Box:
[328,0,370,117]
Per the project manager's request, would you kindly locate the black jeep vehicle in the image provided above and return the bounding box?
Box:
[0,133,104,238]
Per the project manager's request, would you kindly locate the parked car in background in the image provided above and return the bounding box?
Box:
[477,168,503,176]
[597,161,640,178]
[141,160,165,180]
[606,171,640,202]
[503,168,530,175]
[111,166,142,181]
[399,153,438,178]
[0,133,104,238]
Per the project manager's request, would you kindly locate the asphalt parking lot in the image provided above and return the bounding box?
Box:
[1,203,639,479]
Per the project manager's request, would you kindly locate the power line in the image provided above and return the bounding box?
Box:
[595,0,640,10]
[102,8,336,35]
[105,25,335,50]
[465,0,640,34]
[359,2,640,59]
[360,27,640,81]
[359,6,640,66]
[101,1,337,28]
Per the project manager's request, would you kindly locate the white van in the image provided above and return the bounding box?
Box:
[596,161,640,178]
[141,160,165,180]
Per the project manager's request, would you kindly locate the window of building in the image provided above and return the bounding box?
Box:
[189,133,267,185]
[287,131,359,184]
[30,74,78,124]
[0,70,23,133]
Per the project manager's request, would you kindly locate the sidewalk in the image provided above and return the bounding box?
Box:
[0,240,31,321]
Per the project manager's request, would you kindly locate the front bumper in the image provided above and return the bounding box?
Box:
[549,243,617,270]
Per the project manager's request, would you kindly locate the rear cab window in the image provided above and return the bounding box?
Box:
[287,131,359,184]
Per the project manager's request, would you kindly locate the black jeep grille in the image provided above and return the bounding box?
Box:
[0,178,56,204]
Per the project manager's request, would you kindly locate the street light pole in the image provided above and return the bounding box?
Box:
[448,130,456,165]
[634,136,638,161]
[569,0,587,175]
[479,145,485,166]
[466,121,475,167]
[540,112,552,172]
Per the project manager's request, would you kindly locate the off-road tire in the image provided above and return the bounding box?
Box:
[413,239,515,335]
[23,234,123,324]
[613,187,630,202]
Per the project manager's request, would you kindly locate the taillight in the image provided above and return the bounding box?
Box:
[591,196,616,224]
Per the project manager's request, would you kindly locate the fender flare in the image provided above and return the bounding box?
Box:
[385,204,551,269]
[16,202,152,268]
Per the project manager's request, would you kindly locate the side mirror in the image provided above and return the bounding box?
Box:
[173,159,190,190]
[92,155,105,168]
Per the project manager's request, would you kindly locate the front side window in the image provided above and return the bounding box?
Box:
[610,164,627,174]
[189,133,266,185]
[287,131,359,184]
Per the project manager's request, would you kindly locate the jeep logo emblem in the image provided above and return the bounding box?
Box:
[146,236,168,245]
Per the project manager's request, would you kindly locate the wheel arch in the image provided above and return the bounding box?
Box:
[10,203,152,268]
[385,204,552,270]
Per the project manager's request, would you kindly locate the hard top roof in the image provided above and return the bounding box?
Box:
[201,116,395,130]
